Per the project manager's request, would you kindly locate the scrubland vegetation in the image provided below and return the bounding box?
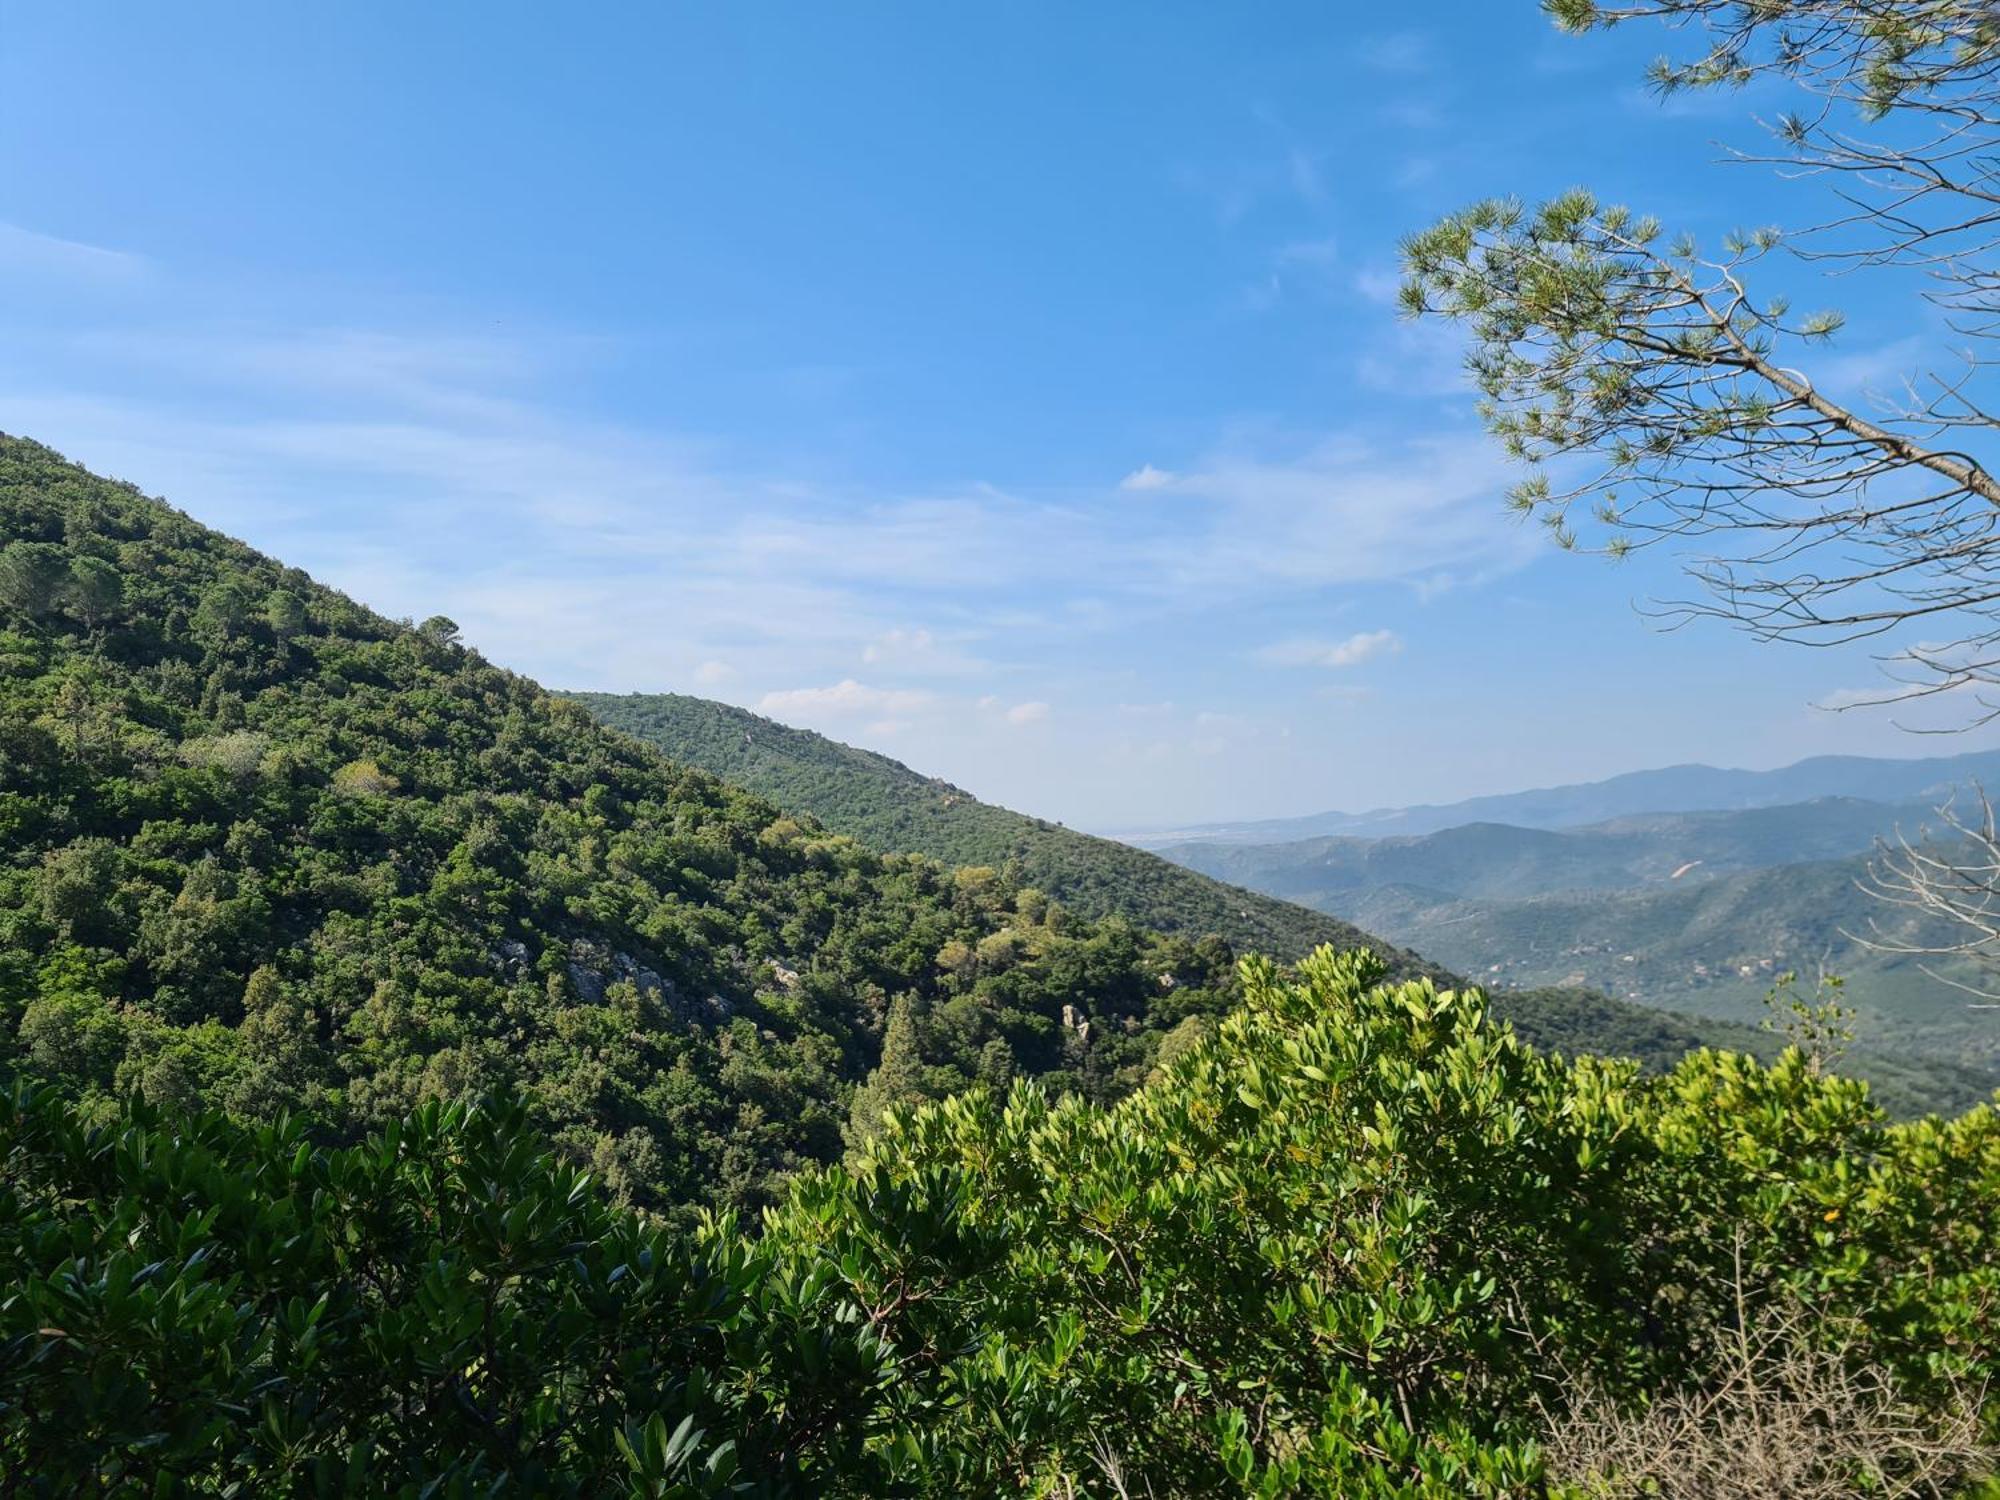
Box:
[7,949,1993,1495]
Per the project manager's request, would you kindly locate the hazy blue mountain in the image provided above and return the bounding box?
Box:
[1159,796,1937,904]
[1120,749,2000,846]
[1152,791,2000,1097]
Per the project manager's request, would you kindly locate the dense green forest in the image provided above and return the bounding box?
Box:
[0,431,1828,1211]
[3,435,1995,1490]
[0,434,1267,1217]
[6,950,1994,1494]
[571,691,1988,1115]
[565,690,1430,967]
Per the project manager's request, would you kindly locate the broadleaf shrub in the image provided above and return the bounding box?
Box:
[3,949,1994,1495]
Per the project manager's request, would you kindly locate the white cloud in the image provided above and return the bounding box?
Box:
[861,625,990,676]
[1381,96,1444,131]
[0,254,1555,833]
[1243,237,1346,310]
[1258,629,1403,669]
[1176,139,1330,226]
[8,270,1535,680]
[1287,146,1328,208]
[1353,266,1403,305]
[1813,336,1935,407]
[758,679,934,719]
[1135,432,1534,592]
[0,221,148,283]
[862,627,929,664]
[1355,318,1471,398]
[1358,31,1432,74]
[1275,237,1339,269]
[1120,463,1177,492]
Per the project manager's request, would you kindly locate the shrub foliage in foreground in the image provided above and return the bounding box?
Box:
[3,950,1995,1495]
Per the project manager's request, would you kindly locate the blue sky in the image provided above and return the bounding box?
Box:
[6,1,1996,828]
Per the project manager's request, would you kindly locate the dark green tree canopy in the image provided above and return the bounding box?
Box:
[4,951,1993,1494]
[0,434,1258,1219]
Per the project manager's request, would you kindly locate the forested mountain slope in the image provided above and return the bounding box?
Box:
[8,952,1996,1493]
[0,434,1269,1216]
[566,689,1434,966]
[1161,815,1999,1105]
[570,693,1988,1114]
[1,427,1969,1242]
[1331,852,2000,1070]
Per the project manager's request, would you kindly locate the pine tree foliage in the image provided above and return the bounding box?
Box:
[1406,1,2000,712]
[842,992,930,1153]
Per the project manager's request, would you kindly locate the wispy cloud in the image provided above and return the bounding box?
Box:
[0,238,1547,826]
[1352,265,1404,306]
[1381,96,1445,131]
[1129,431,1534,591]
[1242,236,1345,310]
[7,317,1532,712]
[1355,318,1471,398]
[0,222,149,284]
[1358,31,1434,75]
[1812,335,1938,408]
[1177,131,1331,226]
[1258,629,1403,669]
[1120,463,1177,492]
[861,626,992,677]
[759,679,935,719]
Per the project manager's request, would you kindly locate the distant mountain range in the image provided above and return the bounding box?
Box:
[573,691,1999,1116]
[1159,797,1938,904]
[1155,789,2000,1085]
[1119,749,2000,846]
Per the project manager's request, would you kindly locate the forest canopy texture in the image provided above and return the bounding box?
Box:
[0,432,1804,1219]
[0,433,1993,1494]
[0,434,1279,1217]
[4,949,1995,1495]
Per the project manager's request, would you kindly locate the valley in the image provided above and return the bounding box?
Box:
[1154,777,2000,1086]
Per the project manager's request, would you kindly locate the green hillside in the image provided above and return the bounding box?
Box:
[9,952,1995,1494]
[0,435,1268,1217]
[571,692,1988,1116]
[8,434,1826,1222]
[2,427,1975,1248]
[565,690,1437,969]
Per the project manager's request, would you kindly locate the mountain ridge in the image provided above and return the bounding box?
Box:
[570,689,1994,1115]
[1118,748,2000,846]
[1157,795,1940,903]
[565,689,1440,971]
[0,434,1275,1217]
